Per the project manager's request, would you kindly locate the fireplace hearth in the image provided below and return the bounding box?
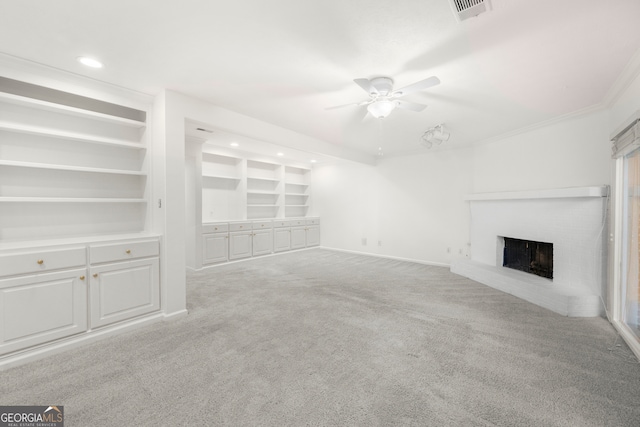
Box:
[503,237,553,279]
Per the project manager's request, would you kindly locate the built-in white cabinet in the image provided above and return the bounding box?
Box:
[201,218,318,266]
[291,218,320,249]
[273,220,292,252]
[89,240,160,329]
[0,237,161,357]
[252,221,274,256]
[0,267,88,355]
[202,223,229,265]
[0,77,161,364]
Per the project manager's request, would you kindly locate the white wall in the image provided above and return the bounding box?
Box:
[313,160,379,253]
[314,108,612,267]
[471,108,612,193]
[314,148,473,265]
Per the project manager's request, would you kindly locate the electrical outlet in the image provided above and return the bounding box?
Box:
[459,248,463,255]
[378,240,382,246]
[447,247,451,254]
[361,238,367,246]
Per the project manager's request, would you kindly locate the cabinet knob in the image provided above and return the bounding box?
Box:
[214,227,218,231]
[80,276,85,281]
[240,225,243,229]
[126,249,131,254]
[93,273,98,278]
[37,259,44,265]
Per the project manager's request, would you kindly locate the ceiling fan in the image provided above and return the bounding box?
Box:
[327,75,440,119]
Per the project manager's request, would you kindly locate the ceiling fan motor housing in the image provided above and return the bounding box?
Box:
[369,77,394,96]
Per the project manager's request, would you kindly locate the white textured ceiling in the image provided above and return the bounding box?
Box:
[1,0,640,160]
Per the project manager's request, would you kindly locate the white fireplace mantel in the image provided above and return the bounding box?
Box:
[465,186,609,201]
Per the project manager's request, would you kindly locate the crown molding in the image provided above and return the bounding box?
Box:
[603,47,640,107]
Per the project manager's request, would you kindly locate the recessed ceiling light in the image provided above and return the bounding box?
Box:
[310,159,317,163]
[277,152,284,157]
[77,56,103,68]
[230,142,239,147]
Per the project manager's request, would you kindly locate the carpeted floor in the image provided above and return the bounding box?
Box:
[1,248,639,426]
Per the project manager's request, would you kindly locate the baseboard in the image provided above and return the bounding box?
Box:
[0,312,169,371]
[611,320,640,362]
[164,309,189,320]
[321,246,450,268]
[192,246,318,271]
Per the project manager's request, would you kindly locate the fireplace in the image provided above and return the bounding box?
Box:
[502,237,553,279]
[450,186,608,317]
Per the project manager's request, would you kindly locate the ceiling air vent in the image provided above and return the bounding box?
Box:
[449,0,491,22]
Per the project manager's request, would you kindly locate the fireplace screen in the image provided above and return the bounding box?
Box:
[503,237,553,279]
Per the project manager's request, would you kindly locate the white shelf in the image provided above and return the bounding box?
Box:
[0,92,146,128]
[202,174,241,181]
[247,176,279,183]
[0,121,146,150]
[285,193,309,197]
[247,191,279,195]
[247,204,279,208]
[285,182,309,187]
[0,160,145,176]
[285,204,309,208]
[0,197,147,203]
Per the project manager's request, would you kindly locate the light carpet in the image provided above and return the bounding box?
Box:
[1,248,639,426]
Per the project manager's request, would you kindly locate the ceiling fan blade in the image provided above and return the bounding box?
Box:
[354,78,378,95]
[325,102,360,110]
[325,99,371,111]
[392,76,440,97]
[395,100,427,112]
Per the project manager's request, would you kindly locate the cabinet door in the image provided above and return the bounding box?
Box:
[306,226,320,247]
[229,231,252,260]
[90,258,160,328]
[291,226,307,249]
[252,229,273,256]
[273,228,291,252]
[0,268,88,355]
[203,233,228,264]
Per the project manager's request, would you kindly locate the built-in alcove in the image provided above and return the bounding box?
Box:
[502,237,553,279]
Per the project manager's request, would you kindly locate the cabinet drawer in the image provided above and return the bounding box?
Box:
[252,220,272,230]
[0,247,86,277]
[202,223,229,233]
[290,218,306,227]
[273,220,292,228]
[229,222,252,232]
[306,218,320,225]
[90,239,159,264]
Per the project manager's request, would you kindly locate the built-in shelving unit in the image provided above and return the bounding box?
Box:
[284,165,310,218]
[246,160,281,219]
[199,149,313,222]
[0,74,162,367]
[201,152,243,222]
[0,78,149,244]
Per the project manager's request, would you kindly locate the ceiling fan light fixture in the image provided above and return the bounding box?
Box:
[367,100,397,119]
[421,124,450,148]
